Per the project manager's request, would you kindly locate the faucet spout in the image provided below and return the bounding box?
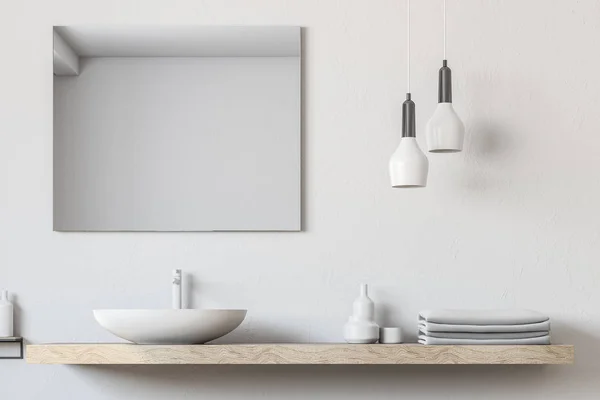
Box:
[172,269,182,309]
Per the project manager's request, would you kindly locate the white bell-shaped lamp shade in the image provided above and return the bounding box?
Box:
[389,93,429,188]
[389,137,429,188]
[426,103,465,153]
[426,60,465,153]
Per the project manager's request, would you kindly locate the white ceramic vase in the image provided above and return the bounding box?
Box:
[343,284,379,344]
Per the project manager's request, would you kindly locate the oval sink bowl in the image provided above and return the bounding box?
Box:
[93,309,247,344]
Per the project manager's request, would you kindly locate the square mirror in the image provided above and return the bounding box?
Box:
[53,26,301,231]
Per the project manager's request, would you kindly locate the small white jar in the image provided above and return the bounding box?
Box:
[379,327,403,344]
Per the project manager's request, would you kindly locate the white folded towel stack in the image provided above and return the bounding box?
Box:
[418,309,551,345]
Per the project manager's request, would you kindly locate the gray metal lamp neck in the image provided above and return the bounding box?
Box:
[438,60,452,103]
[402,93,416,138]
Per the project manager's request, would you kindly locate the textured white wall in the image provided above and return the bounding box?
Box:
[1,0,599,398]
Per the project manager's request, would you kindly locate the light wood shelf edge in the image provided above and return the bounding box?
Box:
[26,344,574,365]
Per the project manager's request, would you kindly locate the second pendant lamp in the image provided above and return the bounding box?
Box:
[426,0,465,153]
[389,0,429,188]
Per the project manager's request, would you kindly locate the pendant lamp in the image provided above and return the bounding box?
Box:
[426,0,465,153]
[389,0,429,188]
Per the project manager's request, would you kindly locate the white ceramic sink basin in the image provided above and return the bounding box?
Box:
[93,309,247,344]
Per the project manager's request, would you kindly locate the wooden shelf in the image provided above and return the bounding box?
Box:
[26,344,574,365]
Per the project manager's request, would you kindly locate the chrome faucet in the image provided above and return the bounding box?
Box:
[172,269,182,309]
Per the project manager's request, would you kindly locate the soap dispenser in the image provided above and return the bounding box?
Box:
[0,290,14,337]
[343,284,379,343]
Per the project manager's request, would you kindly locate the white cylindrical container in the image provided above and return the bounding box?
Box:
[0,290,14,337]
[379,327,403,344]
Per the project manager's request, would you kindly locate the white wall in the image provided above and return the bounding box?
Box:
[1,0,599,398]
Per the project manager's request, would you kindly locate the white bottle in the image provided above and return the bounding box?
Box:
[343,284,379,344]
[0,290,14,337]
